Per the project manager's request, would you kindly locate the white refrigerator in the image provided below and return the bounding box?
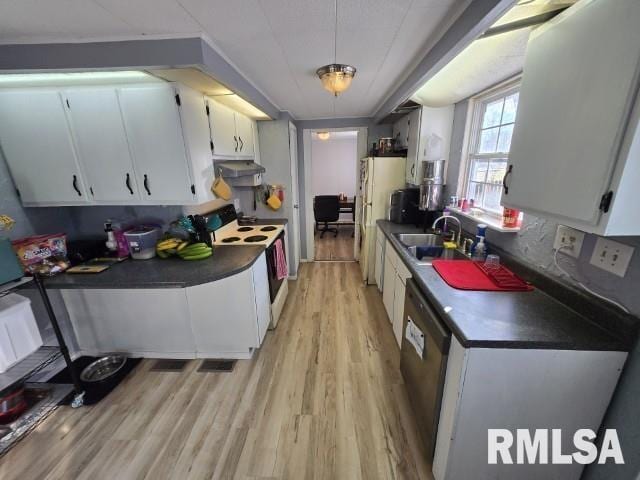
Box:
[358,156,407,283]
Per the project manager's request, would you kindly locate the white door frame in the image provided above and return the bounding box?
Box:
[288,122,300,278]
[302,126,368,262]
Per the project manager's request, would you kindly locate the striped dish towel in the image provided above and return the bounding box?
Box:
[275,238,288,280]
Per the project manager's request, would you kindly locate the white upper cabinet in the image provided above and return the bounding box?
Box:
[175,85,217,204]
[503,0,640,236]
[403,105,453,185]
[393,115,410,150]
[206,97,257,158]
[206,98,238,156]
[0,90,89,205]
[234,113,255,157]
[118,85,195,204]
[64,87,139,203]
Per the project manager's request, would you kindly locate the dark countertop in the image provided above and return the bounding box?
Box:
[377,220,630,352]
[43,245,265,289]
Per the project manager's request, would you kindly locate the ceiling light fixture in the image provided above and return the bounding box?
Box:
[316,0,356,96]
[317,132,331,140]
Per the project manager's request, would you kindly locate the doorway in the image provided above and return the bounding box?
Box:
[309,130,359,261]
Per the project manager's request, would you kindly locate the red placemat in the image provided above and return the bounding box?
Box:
[432,260,533,292]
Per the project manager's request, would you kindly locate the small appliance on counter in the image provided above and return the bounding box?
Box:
[124,226,161,260]
[419,159,446,228]
[389,188,421,225]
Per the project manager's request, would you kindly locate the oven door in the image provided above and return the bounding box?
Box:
[266,231,286,302]
[400,279,451,462]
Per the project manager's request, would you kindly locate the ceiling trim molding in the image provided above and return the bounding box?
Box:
[372,0,517,124]
[0,36,280,120]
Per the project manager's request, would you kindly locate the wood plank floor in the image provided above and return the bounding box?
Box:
[314,228,355,261]
[0,262,431,480]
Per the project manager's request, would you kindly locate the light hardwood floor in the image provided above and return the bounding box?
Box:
[0,262,431,480]
[314,227,355,261]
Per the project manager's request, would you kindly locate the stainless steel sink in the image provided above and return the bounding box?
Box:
[393,232,468,265]
[394,233,443,247]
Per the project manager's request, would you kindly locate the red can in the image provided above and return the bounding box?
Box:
[502,207,521,228]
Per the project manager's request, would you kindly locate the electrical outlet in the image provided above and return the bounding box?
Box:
[590,238,635,277]
[553,225,585,258]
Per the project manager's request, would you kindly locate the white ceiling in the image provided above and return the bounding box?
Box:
[411,0,577,106]
[0,0,466,120]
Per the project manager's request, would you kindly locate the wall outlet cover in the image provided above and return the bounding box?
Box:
[553,225,585,258]
[589,237,635,278]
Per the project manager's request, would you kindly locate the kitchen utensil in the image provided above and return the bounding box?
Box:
[80,355,127,383]
[211,172,232,200]
[267,192,282,210]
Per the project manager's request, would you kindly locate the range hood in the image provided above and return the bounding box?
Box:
[214,160,265,178]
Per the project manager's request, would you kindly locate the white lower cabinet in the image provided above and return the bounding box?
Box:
[383,254,396,322]
[374,227,385,292]
[381,239,412,347]
[434,337,627,480]
[62,288,195,355]
[61,253,271,359]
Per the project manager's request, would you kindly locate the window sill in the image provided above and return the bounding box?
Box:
[449,207,520,233]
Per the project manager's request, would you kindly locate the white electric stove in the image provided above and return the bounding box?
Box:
[205,205,288,329]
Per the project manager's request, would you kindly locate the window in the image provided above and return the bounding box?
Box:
[463,83,520,214]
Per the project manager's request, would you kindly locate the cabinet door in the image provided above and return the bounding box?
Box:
[251,253,271,344]
[207,99,238,156]
[375,237,384,292]
[382,255,396,322]
[392,275,405,348]
[64,88,140,203]
[187,268,261,354]
[393,116,410,149]
[118,85,194,204]
[406,109,421,184]
[235,113,255,157]
[504,0,640,225]
[62,289,195,354]
[0,90,89,205]
[176,85,216,204]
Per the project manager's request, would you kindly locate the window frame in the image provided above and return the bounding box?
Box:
[461,78,521,217]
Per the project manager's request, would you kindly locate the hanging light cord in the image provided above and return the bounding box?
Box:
[333,0,338,63]
[553,245,630,314]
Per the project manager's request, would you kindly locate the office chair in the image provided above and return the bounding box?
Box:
[314,195,340,238]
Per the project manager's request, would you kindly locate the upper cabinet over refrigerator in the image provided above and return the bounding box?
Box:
[503,0,640,236]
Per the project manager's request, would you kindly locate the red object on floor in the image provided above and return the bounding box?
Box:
[432,260,533,292]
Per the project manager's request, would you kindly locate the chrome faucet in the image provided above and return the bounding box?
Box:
[432,215,462,246]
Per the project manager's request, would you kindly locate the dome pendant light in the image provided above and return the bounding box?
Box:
[317,0,356,97]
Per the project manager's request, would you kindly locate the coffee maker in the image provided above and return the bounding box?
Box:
[389,188,420,224]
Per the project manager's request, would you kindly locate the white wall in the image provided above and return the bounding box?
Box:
[311,135,357,198]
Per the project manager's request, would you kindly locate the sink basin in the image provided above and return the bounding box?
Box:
[393,232,468,265]
[394,233,442,247]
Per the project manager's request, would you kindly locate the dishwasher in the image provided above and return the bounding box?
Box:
[400,278,451,462]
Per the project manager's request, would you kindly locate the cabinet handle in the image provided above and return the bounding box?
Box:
[239,136,244,152]
[234,136,238,152]
[411,164,415,177]
[72,175,82,197]
[125,173,134,195]
[143,174,151,195]
[502,165,513,195]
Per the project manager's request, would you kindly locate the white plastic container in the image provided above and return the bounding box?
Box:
[0,294,43,373]
[124,226,161,260]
